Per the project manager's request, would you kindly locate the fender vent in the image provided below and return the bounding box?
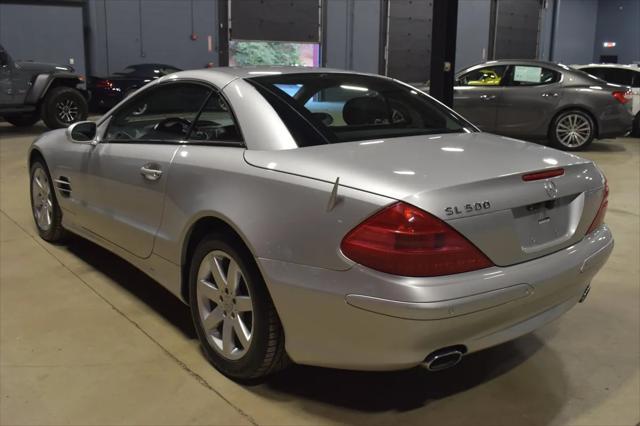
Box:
[54,176,72,198]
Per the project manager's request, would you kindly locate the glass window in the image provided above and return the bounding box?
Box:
[505,66,560,86]
[188,92,242,142]
[105,83,211,142]
[250,73,471,146]
[229,40,320,67]
[457,66,507,86]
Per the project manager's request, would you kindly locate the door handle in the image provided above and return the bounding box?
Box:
[140,163,163,181]
[479,94,496,101]
[542,92,559,98]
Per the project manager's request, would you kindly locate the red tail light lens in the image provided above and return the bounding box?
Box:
[612,90,631,104]
[587,177,609,234]
[341,202,493,277]
[96,79,113,89]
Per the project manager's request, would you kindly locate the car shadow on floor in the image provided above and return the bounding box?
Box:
[63,235,196,339]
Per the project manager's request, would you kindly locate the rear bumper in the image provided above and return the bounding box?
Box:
[260,225,613,370]
[598,106,634,138]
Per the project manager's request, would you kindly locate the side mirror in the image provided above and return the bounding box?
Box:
[66,121,97,144]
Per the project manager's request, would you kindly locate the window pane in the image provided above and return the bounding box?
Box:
[229,40,320,67]
[189,93,242,142]
[506,66,559,86]
[251,73,470,145]
[106,83,210,142]
[458,66,507,86]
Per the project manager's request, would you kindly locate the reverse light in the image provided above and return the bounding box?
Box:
[340,202,493,277]
[587,177,609,234]
[612,90,632,104]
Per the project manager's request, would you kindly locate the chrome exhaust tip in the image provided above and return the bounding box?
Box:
[423,346,466,372]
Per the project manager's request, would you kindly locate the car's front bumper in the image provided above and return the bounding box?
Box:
[259,225,613,371]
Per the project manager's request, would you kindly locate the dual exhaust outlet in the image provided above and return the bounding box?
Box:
[422,345,466,371]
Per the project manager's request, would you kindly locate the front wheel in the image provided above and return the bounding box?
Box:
[189,234,288,381]
[549,110,595,151]
[41,86,88,129]
[29,160,68,242]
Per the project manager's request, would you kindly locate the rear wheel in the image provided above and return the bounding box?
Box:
[189,234,288,381]
[4,113,40,127]
[632,112,640,137]
[550,110,595,151]
[41,86,88,129]
[29,160,67,242]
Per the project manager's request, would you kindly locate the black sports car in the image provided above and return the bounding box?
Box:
[88,63,181,111]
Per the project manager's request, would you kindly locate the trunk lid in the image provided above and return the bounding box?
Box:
[244,132,605,266]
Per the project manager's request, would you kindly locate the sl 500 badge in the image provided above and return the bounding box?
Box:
[445,201,491,216]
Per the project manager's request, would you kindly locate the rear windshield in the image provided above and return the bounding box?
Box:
[248,73,472,146]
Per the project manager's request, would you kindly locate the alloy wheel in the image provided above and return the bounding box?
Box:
[56,98,80,123]
[31,167,53,231]
[555,113,592,148]
[196,250,254,360]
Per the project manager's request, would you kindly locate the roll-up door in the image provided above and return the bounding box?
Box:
[493,0,542,59]
[385,0,433,82]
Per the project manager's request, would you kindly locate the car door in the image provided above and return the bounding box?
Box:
[494,65,563,138]
[453,65,507,132]
[83,81,211,258]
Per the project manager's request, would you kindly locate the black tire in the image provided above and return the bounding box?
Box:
[549,109,595,151]
[189,233,289,381]
[40,86,88,129]
[4,113,40,127]
[29,159,68,243]
[632,112,640,138]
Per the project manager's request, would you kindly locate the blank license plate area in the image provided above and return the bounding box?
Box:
[511,193,582,252]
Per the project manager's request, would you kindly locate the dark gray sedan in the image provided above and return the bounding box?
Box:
[433,60,633,150]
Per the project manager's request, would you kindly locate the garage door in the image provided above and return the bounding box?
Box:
[492,0,542,59]
[385,0,433,83]
[0,3,86,76]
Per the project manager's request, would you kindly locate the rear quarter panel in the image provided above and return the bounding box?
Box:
[153,144,395,271]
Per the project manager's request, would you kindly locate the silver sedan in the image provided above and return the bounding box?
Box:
[29,67,613,381]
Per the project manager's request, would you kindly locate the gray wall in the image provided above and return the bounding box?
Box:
[0,3,86,76]
[551,0,599,64]
[86,0,218,76]
[324,0,382,73]
[593,0,640,64]
[455,0,491,71]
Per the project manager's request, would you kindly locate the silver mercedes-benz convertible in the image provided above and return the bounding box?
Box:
[28,67,613,381]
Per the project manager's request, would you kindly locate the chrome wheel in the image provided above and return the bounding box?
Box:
[555,113,592,148]
[196,250,254,360]
[31,167,53,231]
[56,98,79,123]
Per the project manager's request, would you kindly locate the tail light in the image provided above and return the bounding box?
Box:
[96,79,113,89]
[522,168,564,181]
[612,90,632,104]
[586,177,609,234]
[341,202,493,277]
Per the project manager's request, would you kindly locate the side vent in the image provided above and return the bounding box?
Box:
[54,176,72,198]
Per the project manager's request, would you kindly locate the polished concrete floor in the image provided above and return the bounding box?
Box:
[1,122,638,426]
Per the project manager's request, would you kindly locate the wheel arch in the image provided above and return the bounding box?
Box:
[549,106,599,139]
[179,215,262,303]
[26,73,86,105]
[28,147,47,169]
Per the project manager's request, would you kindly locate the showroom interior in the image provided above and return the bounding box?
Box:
[0,0,639,425]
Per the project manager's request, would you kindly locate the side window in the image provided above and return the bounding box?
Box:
[457,66,507,86]
[188,92,242,142]
[581,67,607,80]
[605,69,634,86]
[105,83,211,142]
[507,66,560,86]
